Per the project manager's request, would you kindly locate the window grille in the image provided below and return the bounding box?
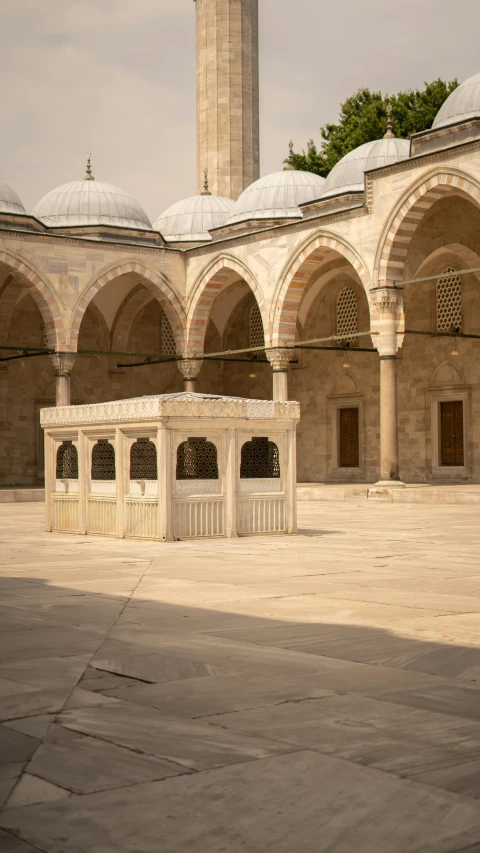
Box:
[56,440,78,479]
[130,438,157,480]
[336,286,358,344]
[250,303,265,351]
[162,313,176,355]
[176,438,219,480]
[437,268,462,332]
[91,439,116,480]
[240,437,280,479]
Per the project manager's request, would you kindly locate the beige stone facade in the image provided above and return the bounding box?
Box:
[2,41,480,492]
[195,0,260,199]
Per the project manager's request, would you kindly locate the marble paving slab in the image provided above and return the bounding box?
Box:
[27,734,188,794]
[57,703,294,771]
[2,751,480,853]
[104,673,332,718]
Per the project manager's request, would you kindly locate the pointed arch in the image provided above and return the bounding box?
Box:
[377,168,480,286]
[0,248,66,348]
[68,258,185,353]
[272,232,372,347]
[186,253,270,357]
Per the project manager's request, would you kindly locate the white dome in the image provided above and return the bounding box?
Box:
[225,170,326,225]
[0,178,26,215]
[433,73,480,129]
[33,179,152,230]
[321,137,410,199]
[153,193,234,242]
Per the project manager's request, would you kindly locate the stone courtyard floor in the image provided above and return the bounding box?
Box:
[1,503,480,853]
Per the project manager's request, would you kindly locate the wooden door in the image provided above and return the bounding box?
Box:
[440,401,464,466]
[339,407,359,468]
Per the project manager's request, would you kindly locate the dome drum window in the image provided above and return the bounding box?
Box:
[42,393,299,540]
[437,268,462,333]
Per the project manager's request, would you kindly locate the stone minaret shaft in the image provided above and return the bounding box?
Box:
[195,0,260,200]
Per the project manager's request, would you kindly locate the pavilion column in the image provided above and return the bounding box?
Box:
[177,359,203,393]
[372,288,405,486]
[50,353,76,407]
[267,349,291,402]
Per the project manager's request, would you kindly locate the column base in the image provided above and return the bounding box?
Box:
[374,479,406,488]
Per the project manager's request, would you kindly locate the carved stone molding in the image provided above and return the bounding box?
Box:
[40,392,301,427]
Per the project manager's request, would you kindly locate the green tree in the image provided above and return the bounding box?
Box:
[288,79,458,177]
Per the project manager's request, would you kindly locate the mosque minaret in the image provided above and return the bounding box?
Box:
[194,0,260,200]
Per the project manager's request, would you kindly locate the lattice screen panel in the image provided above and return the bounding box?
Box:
[437,268,462,332]
[161,313,176,355]
[240,437,280,479]
[130,438,157,480]
[91,440,116,481]
[56,441,78,479]
[176,438,219,480]
[336,286,358,343]
[250,303,265,350]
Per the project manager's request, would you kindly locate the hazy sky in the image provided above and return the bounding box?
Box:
[0,0,478,221]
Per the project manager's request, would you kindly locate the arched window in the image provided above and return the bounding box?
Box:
[91,439,116,480]
[240,437,280,479]
[176,438,218,480]
[336,286,358,344]
[250,303,265,351]
[130,438,157,480]
[161,313,176,355]
[56,440,78,479]
[437,267,462,332]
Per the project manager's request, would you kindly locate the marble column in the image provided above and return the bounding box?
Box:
[267,349,291,402]
[50,353,76,407]
[177,359,203,393]
[372,288,405,486]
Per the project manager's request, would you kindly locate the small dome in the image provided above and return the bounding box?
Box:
[225,170,326,225]
[0,178,26,215]
[33,161,151,230]
[433,73,480,129]
[321,137,410,199]
[153,193,234,242]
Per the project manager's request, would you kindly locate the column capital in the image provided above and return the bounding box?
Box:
[177,359,203,381]
[371,287,404,357]
[266,348,291,373]
[372,286,404,315]
[50,352,76,375]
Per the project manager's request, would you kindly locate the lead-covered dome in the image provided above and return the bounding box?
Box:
[433,73,480,129]
[33,157,151,230]
[321,137,410,199]
[153,193,234,242]
[225,169,326,225]
[0,178,26,215]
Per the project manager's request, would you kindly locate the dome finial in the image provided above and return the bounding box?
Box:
[384,103,395,139]
[284,140,295,171]
[201,168,211,196]
[84,152,94,181]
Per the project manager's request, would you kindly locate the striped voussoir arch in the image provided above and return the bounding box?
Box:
[379,172,480,285]
[0,250,66,348]
[186,257,270,357]
[272,235,371,347]
[68,261,185,353]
